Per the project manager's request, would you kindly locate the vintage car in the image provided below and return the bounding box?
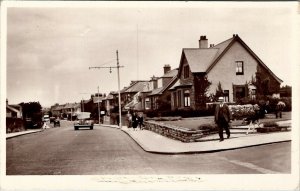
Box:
[54,118,60,127]
[74,112,94,130]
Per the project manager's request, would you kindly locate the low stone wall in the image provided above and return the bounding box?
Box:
[144,121,211,142]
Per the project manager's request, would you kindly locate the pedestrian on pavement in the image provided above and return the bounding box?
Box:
[215,96,232,142]
[126,110,132,128]
[275,101,285,118]
[116,114,120,126]
[137,112,144,130]
[132,111,138,131]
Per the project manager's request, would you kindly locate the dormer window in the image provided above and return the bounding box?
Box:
[183,65,190,78]
[236,61,244,75]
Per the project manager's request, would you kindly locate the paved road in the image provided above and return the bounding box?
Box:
[6,120,291,175]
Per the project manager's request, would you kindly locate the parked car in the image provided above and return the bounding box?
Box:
[74,112,94,130]
[54,118,60,127]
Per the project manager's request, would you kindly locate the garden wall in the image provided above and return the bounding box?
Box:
[144,121,211,142]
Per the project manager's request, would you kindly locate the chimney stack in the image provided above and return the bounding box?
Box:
[150,75,158,89]
[163,64,171,74]
[199,35,208,49]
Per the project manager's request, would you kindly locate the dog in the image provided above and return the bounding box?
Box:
[242,109,262,135]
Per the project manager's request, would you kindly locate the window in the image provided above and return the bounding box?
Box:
[250,89,256,100]
[223,90,229,102]
[184,90,191,107]
[183,65,190,78]
[236,86,246,99]
[236,61,244,75]
[145,98,150,110]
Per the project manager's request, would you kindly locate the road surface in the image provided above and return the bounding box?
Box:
[6,120,291,175]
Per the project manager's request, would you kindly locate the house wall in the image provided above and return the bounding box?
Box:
[178,57,196,109]
[207,41,258,102]
[257,64,281,94]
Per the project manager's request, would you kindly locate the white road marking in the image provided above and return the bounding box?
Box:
[221,157,280,174]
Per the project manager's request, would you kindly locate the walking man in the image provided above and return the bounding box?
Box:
[132,111,138,131]
[215,96,231,142]
[137,112,144,130]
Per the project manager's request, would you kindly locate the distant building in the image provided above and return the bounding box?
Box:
[6,99,22,118]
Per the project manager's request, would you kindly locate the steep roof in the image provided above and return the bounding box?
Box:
[161,68,178,78]
[182,48,219,73]
[125,81,151,93]
[6,105,20,113]
[148,87,164,96]
[178,35,282,83]
[148,76,178,96]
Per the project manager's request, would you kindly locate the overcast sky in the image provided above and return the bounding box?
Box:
[5,2,297,107]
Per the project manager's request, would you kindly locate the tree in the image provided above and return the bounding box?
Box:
[20,102,42,119]
[194,74,212,108]
[19,102,43,129]
[215,81,223,101]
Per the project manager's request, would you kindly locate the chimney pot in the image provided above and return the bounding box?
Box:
[163,64,171,74]
[199,35,208,48]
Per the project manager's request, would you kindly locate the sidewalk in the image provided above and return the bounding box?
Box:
[6,129,43,139]
[101,122,291,154]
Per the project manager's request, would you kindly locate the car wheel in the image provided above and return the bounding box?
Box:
[90,126,93,130]
[75,127,78,130]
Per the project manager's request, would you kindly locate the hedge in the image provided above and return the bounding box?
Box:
[145,108,214,118]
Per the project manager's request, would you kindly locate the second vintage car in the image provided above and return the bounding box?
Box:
[74,112,94,130]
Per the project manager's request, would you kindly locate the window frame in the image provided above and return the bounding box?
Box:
[223,90,229,102]
[184,90,191,107]
[236,61,244,75]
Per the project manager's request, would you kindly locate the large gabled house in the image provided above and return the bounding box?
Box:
[170,34,282,110]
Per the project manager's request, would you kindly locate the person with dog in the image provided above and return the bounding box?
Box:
[215,96,232,142]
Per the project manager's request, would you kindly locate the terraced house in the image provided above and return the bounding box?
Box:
[170,34,282,110]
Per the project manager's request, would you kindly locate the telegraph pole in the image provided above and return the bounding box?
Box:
[89,50,124,129]
[97,86,101,124]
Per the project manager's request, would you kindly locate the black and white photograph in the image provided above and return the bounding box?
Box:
[1,1,299,190]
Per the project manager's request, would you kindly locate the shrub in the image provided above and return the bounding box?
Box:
[144,108,214,118]
[196,123,218,132]
[262,121,279,128]
[229,104,258,120]
[280,97,291,111]
[6,117,25,133]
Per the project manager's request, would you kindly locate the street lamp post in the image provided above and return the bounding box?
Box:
[89,50,124,129]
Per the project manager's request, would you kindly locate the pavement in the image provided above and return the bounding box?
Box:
[6,120,292,154]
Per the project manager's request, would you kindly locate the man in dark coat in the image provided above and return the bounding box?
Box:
[132,112,138,131]
[215,97,232,141]
[137,112,144,130]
